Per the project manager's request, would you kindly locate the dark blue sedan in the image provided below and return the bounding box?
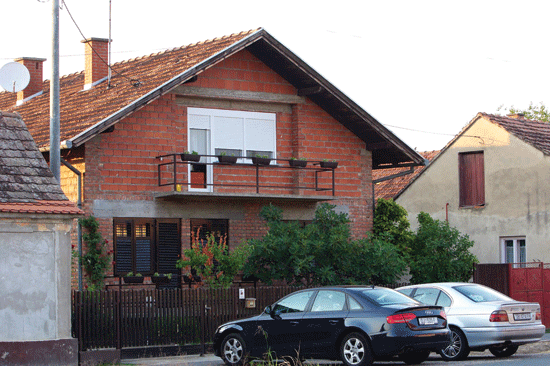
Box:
[213,286,451,366]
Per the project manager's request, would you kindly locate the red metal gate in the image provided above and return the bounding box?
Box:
[508,262,550,328]
[475,262,550,327]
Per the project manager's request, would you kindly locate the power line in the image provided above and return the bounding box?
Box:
[61,0,141,87]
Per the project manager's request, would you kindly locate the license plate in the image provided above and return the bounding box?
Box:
[513,313,531,321]
[419,317,437,325]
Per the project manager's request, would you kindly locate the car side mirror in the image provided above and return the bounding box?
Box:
[265,305,282,320]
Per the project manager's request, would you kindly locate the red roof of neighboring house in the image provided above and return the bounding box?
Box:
[480,113,550,155]
[373,150,439,201]
[0,111,83,215]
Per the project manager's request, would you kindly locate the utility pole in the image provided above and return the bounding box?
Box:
[50,0,61,182]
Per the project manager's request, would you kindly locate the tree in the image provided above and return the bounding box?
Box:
[373,198,414,256]
[408,212,478,284]
[243,203,406,286]
[497,102,550,122]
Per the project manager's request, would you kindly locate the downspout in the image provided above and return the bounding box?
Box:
[60,157,83,291]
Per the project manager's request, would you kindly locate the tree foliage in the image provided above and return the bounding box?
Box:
[176,228,250,289]
[497,102,550,122]
[408,212,478,284]
[373,198,414,256]
[243,203,406,286]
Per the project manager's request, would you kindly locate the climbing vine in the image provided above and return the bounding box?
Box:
[76,216,111,291]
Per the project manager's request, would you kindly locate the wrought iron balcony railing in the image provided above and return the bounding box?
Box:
[156,153,337,196]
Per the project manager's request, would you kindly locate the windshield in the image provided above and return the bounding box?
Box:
[453,285,513,303]
[358,288,419,306]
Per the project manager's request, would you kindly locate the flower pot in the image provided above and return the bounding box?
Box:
[181,153,201,162]
[320,161,338,169]
[289,159,307,168]
[251,157,271,165]
[124,276,144,284]
[151,275,171,284]
[190,171,206,189]
[218,155,238,164]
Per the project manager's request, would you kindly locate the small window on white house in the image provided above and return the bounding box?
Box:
[501,237,526,265]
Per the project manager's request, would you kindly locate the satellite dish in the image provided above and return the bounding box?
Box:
[0,62,31,93]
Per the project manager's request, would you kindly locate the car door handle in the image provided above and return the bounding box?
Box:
[329,320,339,325]
[290,321,300,326]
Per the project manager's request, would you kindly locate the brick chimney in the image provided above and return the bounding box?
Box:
[82,37,110,88]
[507,113,525,120]
[14,57,46,103]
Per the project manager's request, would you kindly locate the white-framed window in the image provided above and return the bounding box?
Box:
[500,237,526,264]
[187,108,277,191]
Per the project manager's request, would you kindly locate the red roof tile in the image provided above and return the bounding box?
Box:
[0,200,83,215]
[373,151,439,201]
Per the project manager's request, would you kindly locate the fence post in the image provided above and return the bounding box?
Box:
[116,289,121,350]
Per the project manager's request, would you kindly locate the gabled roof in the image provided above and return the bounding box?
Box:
[0,28,424,169]
[390,112,550,200]
[0,111,82,215]
[373,150,439,201]
[480,113,550,155]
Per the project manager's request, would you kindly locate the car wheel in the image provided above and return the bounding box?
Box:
[398,350,430,365]
[489,345,519,358]
[221,333,247,366]
[439,327,470,361]
[340,332,374,366]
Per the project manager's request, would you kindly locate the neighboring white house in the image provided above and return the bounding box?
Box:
[0,112,83,365]
[394,112,550,264]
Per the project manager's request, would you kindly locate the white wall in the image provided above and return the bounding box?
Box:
[0,215,74,342]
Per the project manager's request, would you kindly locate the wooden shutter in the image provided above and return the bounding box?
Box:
[156,219,181,288]
[459,152,485,207]
[114,220,132,274]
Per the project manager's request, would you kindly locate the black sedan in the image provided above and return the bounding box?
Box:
[213,286,451,366]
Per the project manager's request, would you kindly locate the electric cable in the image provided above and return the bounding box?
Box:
[61,0,142,87]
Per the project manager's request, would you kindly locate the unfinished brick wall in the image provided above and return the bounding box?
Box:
[64,49,373,288]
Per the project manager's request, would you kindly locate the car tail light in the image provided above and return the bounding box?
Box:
[440,310,447,320]
[490,310,509,322]
[536,311,542,321]
[387,313,416,324]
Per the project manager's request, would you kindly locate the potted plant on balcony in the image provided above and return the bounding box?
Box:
[289,157,307,168]
[251,154,271,166]
[320,159,338,169]
[123,272,144,284]
[217,151,238,164]
[181,150,201,162]
[151,272,173,285]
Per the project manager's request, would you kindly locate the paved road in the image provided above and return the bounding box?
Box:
[124,334,550,366]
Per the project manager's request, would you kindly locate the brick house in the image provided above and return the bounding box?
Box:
[0,29,424,288]
[0,111,82,365]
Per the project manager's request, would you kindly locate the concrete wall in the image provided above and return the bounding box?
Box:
[397,116,550,264]
[0,213,78,365]
[0,214,74,342]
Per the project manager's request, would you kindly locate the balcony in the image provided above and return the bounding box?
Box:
[154,153,338,203]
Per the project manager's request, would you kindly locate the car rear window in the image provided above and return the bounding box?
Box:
[358,288,419,306]
[453,285,512,303]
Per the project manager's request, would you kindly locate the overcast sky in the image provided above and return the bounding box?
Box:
[2,0,549,151]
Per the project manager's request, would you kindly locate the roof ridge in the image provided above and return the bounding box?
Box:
[113,28,261,68]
